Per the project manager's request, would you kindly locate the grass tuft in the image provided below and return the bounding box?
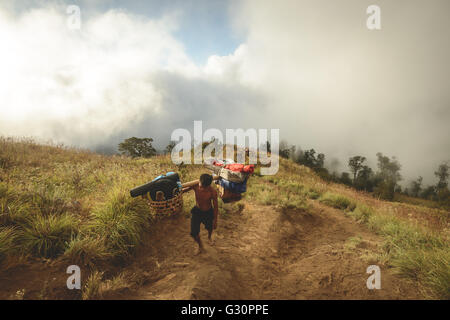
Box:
[82,271,104,300]
[347,204,374,223]
[90,189,151,258]
[347,206,449,299]
[319,192,356,211]
[21,213,79,258]
[64,234,112,267]
[0,227,19,262]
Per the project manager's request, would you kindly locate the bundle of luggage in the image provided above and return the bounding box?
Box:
[130,172,184,216]
[207,160,254,203]
[130,172,182,201]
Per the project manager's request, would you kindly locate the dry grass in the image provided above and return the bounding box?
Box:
[250,157,449,299]
[0,137,207,266]
[0,137,448,299]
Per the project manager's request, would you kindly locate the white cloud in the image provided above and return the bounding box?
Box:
[0,4,252,147]
[228,0,450,184]
[0,0,449,184]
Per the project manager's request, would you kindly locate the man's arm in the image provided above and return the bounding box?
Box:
[183,184,198,193]
[212,188,219,229]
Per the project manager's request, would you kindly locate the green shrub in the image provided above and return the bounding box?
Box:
[82,271,104,300]
[28,186,70,216]
[0,184,30,226]
[21,213,79,258]
[278,181,304,194]
[348,207,449,299]
[347,204,374,223]
[82,270,132,300]
[64,234,112,267]
[373,180,396,201]
[319,192,356,211]
[90,190,151,258]
[279,196,309,212]
[390,245,449,299]
[0,227,19,261]
[246,183,278,206]
[307,187,322,199]
[374,218,444,254]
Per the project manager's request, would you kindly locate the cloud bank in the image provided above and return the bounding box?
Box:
[0,0,449,185]
[0,4,261,149]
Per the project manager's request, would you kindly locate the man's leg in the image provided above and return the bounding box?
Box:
[193,234,204,253]
[191,207,204,254]
[205,209,214,242]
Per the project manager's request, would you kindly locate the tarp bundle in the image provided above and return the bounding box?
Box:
[206,160,254,203]
[130,172,182,200]
[218,179,247,194]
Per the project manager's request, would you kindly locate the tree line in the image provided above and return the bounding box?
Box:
[277,142,449,204]
[117,137,449,205]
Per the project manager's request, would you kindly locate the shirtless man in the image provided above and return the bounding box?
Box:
[187,173,218,254]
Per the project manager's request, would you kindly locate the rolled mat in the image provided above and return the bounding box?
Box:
[219,168,249,184]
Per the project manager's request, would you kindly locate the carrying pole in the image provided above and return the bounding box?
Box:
[181,175,220,192]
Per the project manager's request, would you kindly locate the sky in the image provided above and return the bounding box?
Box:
[0,0,449,186]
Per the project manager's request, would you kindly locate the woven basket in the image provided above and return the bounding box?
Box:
[144,191,183,217]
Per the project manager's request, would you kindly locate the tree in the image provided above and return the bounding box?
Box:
[118,137,156,158]
[410,176,423,198]
[301,149,317,167]
[280,144,297,161]
[266,141,271,153]
[315,167,333,182]
[340,172,352,186]
[436,187,450,206]
[348,156,366,182]
[376,152,402,183]
[316,153,325,168]
[435,162,449,189]
[279,140,292,159]
[165,141,176,154]
[421,185,437,200]
[374,179,396,201]
[354,165,374,192]
[373,152,402,201]
[288,145,296,161]
[298,149,325,169]
[434,162,450,205]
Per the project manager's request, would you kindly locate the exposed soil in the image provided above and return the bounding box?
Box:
[0,199,423,300]
[119,200,421,300]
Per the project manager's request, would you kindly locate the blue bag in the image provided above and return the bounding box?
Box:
[219,179,247,194]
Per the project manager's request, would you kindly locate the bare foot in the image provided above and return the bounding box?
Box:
[194,247,205,256]
[208,237,216,246]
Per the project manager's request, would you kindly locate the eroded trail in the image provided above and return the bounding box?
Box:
[123,201,421,300]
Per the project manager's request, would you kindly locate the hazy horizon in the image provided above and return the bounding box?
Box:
[0,0,449,187]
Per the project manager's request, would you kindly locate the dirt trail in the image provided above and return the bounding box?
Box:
[123,201,421,300]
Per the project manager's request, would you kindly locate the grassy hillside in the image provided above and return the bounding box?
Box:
[0,137,448,299]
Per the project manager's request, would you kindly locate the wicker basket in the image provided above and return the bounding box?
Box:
[144,191,183,217]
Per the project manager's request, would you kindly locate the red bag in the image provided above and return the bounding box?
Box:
[224,164,255,174]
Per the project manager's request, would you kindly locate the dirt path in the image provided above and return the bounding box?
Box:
[122,200,422,300]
